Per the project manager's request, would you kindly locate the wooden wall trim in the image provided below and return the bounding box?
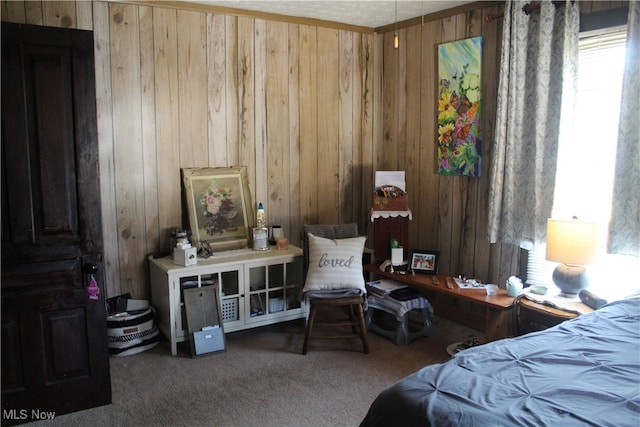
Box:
[108,0,376,33]
[375,1,503,33]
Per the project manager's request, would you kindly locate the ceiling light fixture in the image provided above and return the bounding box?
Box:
[394,0,399,49]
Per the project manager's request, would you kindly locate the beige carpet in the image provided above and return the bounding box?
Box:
[26,316,482,427]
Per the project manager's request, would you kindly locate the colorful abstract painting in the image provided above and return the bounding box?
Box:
[437,36,482,177]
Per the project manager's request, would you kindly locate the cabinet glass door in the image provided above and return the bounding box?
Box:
[246,258,304,322]
[248,265,266,317]
[285,259,303,310]
[267,264,285,313]
[219,269,241,324]
[176,268,242,336]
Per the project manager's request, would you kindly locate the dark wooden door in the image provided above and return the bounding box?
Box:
[1,23,111,423]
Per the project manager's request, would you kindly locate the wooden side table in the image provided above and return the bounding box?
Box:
[515,297,593,335]
[364,265,515,342]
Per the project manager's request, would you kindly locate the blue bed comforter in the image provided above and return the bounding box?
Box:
[360,295,640,427]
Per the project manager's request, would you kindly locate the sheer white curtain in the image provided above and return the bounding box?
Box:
[608,0,640,257]
[488,0,579,248]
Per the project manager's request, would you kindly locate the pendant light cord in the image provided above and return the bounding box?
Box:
[394,0,399,49]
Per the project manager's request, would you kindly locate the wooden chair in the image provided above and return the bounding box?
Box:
[301,224,369,355]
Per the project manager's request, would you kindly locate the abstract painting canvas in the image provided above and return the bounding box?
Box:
[437,36,482,177]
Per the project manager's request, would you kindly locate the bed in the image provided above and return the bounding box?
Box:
[360,294,640,426]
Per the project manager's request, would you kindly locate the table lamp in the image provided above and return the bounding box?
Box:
[545,218,601,296]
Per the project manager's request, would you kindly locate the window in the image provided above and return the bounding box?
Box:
[552,27,626,223]
[527,26,640,300]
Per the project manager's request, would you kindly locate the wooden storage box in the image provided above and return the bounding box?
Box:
[373,185,408,211]
[372,193,409,211]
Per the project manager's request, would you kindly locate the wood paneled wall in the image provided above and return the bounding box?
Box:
[2,0,374,299]
[375,0,626,290]
[1,1,625,300]
[378,3,518,294]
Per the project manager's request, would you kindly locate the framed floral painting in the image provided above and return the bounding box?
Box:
[182,166,255,252]
[437,36,482,177]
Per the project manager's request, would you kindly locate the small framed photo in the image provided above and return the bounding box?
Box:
[408,249,440,275]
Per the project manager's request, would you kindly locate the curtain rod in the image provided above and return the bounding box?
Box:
[484,1,568,23]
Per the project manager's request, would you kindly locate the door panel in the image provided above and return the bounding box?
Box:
[2,29,81,261]
[1,316,25,392]
[1,23,111,423]
[44,308,91,380]
[27,44,78,242]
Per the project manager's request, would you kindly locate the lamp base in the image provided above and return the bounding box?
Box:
[552,264,590,296]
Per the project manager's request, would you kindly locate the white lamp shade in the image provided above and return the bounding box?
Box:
[546,219,601,265]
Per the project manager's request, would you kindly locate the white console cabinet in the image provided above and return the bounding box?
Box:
[149,246,305,355]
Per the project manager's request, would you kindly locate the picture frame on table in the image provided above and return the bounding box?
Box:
[408,249,440,275]
[182,166,255,252]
